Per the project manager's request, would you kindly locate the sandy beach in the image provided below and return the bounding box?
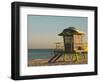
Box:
[28,54,87,66]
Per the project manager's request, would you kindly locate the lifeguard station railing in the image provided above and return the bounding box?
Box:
[48,42,64,63]
[54,42,87,52]
[54,42,64,50]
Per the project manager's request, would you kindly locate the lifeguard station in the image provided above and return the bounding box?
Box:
[48,27,87,63]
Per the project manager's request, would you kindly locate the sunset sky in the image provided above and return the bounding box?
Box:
[28,15,87,49]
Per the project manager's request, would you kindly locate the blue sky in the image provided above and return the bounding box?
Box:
[28,15,87,49]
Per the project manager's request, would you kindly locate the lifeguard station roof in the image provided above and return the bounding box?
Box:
[59,27,85,36]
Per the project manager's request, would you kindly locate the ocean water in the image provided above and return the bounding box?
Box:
[28,49,55,60]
